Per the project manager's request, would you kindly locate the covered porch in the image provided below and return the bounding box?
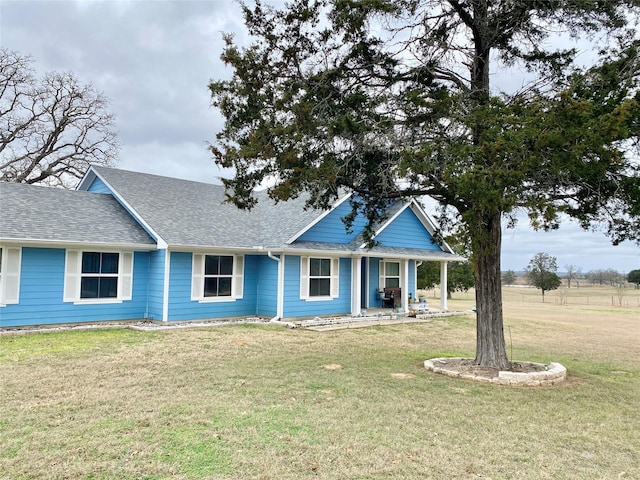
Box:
[348,251,464,317]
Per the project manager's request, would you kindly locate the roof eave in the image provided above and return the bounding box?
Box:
[0,238,159,250]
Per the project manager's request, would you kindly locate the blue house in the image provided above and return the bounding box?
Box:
[0,166,463,328]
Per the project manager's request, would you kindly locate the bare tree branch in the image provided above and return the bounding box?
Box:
[0,48,119,188]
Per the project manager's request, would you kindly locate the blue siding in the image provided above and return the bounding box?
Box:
[146,249,165,320]
[86,177,112,194]
[166,252,259,321]
[282,256,351,318]
[376,208,441,250]
[368,258,382,308]
[256,255,278,317]
[0,247,149,327]
[296,199,368,244]
[1,235,429,326]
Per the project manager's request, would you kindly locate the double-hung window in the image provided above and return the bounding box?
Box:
[64,250,133,303]
[191,253,244,301]
[309,258,331,297]
[0,247,22,305]
[381,261,400,288]
[204,255,233,297]
[300,257,339,300]
[80,252,119,299]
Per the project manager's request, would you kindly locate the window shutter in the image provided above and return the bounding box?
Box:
[191,253,204,300]
[2,247,21,304]
[379,260,385,291]
[64,250,80,302]
[234,255,244,299]
[331,258,340,298]
[299,256,309,299]
[120,252,134,300]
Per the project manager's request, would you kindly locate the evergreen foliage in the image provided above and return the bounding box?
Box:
[210,0,640,367]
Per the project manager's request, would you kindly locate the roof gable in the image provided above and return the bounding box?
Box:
[84,176,111,194]
[374,204,442,250]
[292,195,368,244]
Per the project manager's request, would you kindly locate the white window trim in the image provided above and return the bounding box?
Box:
[64,250,133,304]
[191,253,244,303]
[379,259,401,290]
[0,247,22,306]
[300,256,339,301]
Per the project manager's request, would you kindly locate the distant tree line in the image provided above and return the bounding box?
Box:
[500,264,637,289]
[585,269,628,286]
[428,260,638,295]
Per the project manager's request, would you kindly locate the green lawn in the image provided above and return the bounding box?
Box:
[1,301,639,479]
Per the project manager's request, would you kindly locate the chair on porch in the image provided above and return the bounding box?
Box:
[382,287,401,309]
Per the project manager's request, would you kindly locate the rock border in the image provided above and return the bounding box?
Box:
[424,357,567,386]
[0,318,271,336]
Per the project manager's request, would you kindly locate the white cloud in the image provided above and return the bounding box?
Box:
[118,141,233,184]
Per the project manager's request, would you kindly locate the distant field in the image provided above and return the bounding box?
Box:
[1,286,638,479]
[426,283,640,309]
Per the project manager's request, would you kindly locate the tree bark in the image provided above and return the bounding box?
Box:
[473,212,509,368]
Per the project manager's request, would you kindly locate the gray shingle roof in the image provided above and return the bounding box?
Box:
[90,166,323,249]
[0,181,156,247]
[85,167,463,261]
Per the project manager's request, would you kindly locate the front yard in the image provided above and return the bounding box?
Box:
[1,289,638,479]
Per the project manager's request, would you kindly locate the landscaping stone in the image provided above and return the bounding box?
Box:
[424,357,567,387]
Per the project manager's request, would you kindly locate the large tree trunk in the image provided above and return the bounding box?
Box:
[473,212,509,368]
[468,3,508,368]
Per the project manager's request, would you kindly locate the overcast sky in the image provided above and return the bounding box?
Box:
[1,0,638,273]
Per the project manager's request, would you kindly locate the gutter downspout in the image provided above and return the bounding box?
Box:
[267,252,296,328]
[162,248,170,322]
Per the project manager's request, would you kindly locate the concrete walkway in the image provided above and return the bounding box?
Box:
[299,309,472,331]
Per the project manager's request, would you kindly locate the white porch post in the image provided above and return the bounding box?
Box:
[440,261,448,310]
[351,256,362,315]
[365,258,370,308]
[402,259,410,312]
